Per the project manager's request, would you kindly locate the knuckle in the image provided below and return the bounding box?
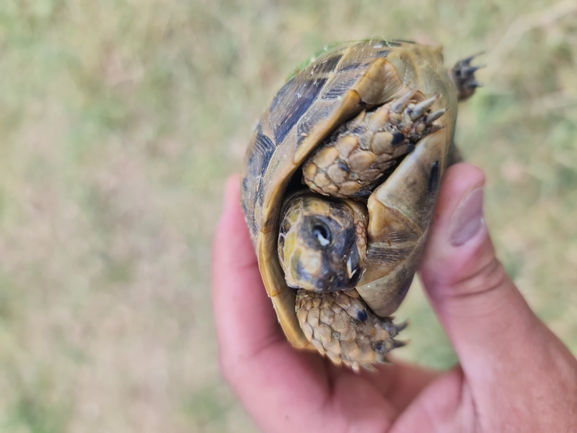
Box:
[430,240,510,302]
[451,255,507,299]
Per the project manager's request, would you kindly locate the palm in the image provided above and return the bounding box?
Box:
[213,166,577,433]
[286,354,446,432]
[212,176,440,432]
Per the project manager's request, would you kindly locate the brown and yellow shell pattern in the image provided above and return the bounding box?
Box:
[241,39,481,371]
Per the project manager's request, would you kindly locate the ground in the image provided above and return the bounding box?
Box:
[0,1,576,432]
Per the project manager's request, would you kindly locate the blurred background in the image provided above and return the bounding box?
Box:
[0,0,576,431]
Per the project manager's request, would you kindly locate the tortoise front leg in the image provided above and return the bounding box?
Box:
[448,53,484,162]
[451,53,484,101]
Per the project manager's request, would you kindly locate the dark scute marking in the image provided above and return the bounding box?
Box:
[270,77,294,113]
[338,162,349,173]
[322,75,359,99]
[338,61,367,72]
[386,40,402,47]
[247,128,276,210]
[296,117,313,145]
[296,101,334,145]
[392,39,415,44]
[397,275,414,301]
[359,100,367,107]
[375,49,391,58]
[248,128,276,177]
[427,161,440,193]
[242,176,249,192]
[316,54,343,75]
[275,77,327,145]
[296,99,336,146]
[391,132,405,146]
[356,310,368,322]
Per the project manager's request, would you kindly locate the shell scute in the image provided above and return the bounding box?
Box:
[272,77,328,145]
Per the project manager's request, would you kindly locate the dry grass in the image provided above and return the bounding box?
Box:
[0,0,575,431]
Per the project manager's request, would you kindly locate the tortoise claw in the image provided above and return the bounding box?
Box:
[426,108,447,124]
[378,318,409,337]
[451,53,485,101]
[394,319,409,334]
[410,94,440,120]
[465,80,483,89]
[391,88,417,113]
[461,51,485,64]
[391,339,407,349]
[372,338,407,354]
[462,65,485,76]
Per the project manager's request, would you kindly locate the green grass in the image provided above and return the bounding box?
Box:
[0,0,575,431]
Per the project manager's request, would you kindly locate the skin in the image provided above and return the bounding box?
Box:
[212,163,577,433]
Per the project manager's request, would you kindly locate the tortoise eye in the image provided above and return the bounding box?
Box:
[312,222,332,248]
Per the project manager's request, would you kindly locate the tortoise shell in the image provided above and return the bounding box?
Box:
[241,39,461,350]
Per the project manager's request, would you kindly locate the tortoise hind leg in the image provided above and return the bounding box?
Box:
[295,289,407,372]
[451,53,484,101]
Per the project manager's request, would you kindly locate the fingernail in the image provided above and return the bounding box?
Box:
[223,175,240,213]
[450,187,484,247]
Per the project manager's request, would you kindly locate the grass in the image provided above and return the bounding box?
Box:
[0,0,575,431]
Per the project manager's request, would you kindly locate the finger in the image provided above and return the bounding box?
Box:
[394,162,577,433]
[211,175,284,363]
[419,163,567,380]
[212,177,428,431]
[360,360,441,414]
[211,176,352,431]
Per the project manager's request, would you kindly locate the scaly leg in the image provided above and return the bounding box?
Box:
[451,53,484,101]
[295,289,407,372]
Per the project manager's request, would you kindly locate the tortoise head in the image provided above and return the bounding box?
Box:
[277,192,368,292]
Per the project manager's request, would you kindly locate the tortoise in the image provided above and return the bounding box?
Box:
[241,39,481,371]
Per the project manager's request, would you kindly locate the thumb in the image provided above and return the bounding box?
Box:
[396,164,577,433]
[419,163,545,375]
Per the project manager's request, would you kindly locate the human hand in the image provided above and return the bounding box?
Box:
[212,163,577,432]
